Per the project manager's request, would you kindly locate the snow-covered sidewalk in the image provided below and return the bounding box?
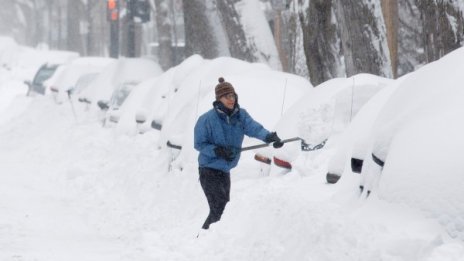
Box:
[0,95,136,260]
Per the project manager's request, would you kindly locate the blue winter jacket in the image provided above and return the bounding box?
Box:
[194,101,270,173]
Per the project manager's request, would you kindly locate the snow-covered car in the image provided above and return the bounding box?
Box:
[159,57,274,148]
[25,63,60,95]
[110,75,163,135]
[322,47,464,240]
[324,77,403,184]
[72,73,99,97]
[22,50,79,95]
[136,55,206,133]
[98,82,139,126]
[160,57,312,171]
[78,58,163,109]
[105,55,206,136]
[265,74,392,175]
[48,57,115,103]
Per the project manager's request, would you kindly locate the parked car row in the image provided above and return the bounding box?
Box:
[24,51,321,174]
[19,48,407,183]
[22,49,392,179]
[49,57,115,103]
[11,40,464,241]
[327,47,464,204]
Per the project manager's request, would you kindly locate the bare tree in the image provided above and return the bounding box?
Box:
[216,0,281,69]
[335,0,392,78]
[298,0,342,86]
[82,1,107,56]
[0,1,43,46]
[416,0,464,63]
[271,5,288,71]
[270,1,309,78]
[182,0,222,58]
[67,0,83,54]
[216,0,257,62]
[397,0,423,75]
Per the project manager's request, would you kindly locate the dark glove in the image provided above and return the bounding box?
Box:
[214,146,237,162]
[265,132,284,148]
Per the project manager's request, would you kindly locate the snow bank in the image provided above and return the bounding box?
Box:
[1,44,464,260]
[374,47,464,240]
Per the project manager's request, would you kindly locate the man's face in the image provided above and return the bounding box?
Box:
[219,93,236,110]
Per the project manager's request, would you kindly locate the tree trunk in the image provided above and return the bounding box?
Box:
[216,0,257,62]
[155,0,174,70]
[285,7,309,78]
[335,0,392,78]
[273,10,288,71]
[299,0,342,86]
[85,2,96,56]
[397,0,423,75]
[416,0,464,63]
[84,0,108,56]
[182,0,221,59]
[57,0,65,49]
[67,0,83,54]
[31,0,46,46]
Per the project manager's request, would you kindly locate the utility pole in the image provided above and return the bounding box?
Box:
[107,0,120,58]
[127,0,136,57]
[127,0,151,57]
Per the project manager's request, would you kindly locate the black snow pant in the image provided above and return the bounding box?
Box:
[199,167,231,229]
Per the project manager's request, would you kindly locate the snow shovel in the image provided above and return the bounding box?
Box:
[240,137,302,152]
[241,137,328,152]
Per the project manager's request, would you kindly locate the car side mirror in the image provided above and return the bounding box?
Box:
[97,100,109,111]
[151,120,162,130]
[24,80,32,87]
[78,97,91,104]
[351,158,364,173]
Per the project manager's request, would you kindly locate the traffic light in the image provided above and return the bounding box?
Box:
[127,0,151,23]
[107,0,119,21]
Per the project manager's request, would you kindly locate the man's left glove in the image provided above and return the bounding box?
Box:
[265,132,284,148]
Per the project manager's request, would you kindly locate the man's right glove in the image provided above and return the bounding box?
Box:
[214,146,237,162]
[265,132,284,148]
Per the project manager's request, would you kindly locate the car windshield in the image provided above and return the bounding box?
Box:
[73,73,98,94]
[109,82,137,108]
[33,66,58,85]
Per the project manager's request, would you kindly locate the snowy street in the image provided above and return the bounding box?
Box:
[1,86,463,260]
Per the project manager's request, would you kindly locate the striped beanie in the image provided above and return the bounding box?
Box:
[215,77,235,100]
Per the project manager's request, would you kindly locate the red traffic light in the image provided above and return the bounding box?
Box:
[111,12,118,21]
[107,0,119,21]
[108,0,116,10]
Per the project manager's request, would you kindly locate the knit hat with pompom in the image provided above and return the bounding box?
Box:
[215,77,235,100]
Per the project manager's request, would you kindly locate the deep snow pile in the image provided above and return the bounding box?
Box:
[1,47,464,260]
[375,48,464,240]
[333,47,464,241]
[1,94,463,261]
